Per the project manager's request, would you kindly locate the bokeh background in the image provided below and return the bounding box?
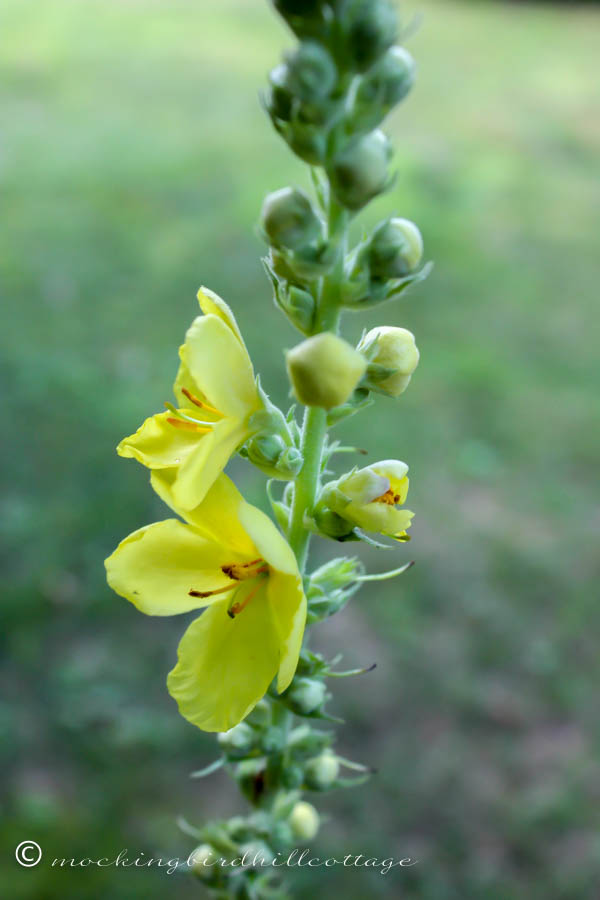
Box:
[2,0,599,897]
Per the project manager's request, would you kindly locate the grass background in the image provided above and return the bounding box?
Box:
[1,0,599,897]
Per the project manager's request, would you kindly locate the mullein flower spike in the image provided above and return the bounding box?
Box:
[106,0,435,893]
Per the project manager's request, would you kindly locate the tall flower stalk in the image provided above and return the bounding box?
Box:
[105,1,431,897]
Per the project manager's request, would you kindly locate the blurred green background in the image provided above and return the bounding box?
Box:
[2,0,599,897]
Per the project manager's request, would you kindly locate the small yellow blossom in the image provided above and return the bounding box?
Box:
[320,459,414,540]
[104,473,306,732]
[117,287,261,510]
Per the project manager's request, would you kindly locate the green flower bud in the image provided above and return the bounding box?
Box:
[189,844,216,879]
[227,816,252,841]
[260,187,322,250]
[246,433,303,479]
[285,677,327,714]
[358,325,420,397]
[284,121,327,165]
[305,750,340,789]
[285,41,337,102]
[345,0,398,72]
[329,131,392,211]
[289,801,320,841]
[368,217,423,279]
[218,722,256,757]
[355,46,415,122]
[281,764,305,789]
[286,333,367,409]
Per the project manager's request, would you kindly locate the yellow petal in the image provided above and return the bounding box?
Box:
[167,587,279,732]
[104,519,239,615]
[171,418,248,511]
[346,502,413,535]
[197,286,245,346]
[172,352,219,415]
[184,315,257,420]
[239,502,299,576]
[268,572,306,693]
[117,410,200,469]
[153,470,258,559]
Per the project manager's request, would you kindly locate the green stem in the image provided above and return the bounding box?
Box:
[288,186,348,572]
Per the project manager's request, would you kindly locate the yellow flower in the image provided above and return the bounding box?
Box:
[105,473,306,733]
[117,287,261,510]
[320,459,414,540]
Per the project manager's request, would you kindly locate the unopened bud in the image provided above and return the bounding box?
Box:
[217,722,255,756]
[358,325,419,397]
[189,844,215,879]
[246,433,303,479]
[282,764,305,789]
[356,46,415,113]
[305,750,340,789]
[286,677,327,714]
[329,131,392,211]
[368,217,423,279]
[286,333,367,409]
[289,801,320,841]
[285,41,337,101]
[345,0,398,71]
[261,187,321,250]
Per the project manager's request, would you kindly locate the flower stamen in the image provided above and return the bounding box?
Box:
[375,487,401,506]
[188,584,236,599]
[228,581,263,619]
[181,387,224,417]
[221,559,269,581]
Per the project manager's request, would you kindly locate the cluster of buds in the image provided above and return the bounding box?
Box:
[284,324,419,416]
[261,0,429,334]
